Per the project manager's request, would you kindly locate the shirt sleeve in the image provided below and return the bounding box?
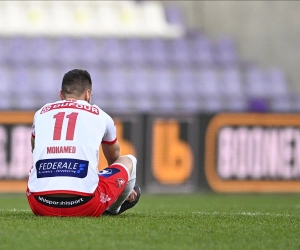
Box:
[101,113,117,144]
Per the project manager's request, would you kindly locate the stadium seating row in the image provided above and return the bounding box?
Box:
[0,33,237,67]
[0,63,292,112]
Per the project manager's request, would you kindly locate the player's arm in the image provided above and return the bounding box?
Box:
[31,114,36,153]
[31,136,35,152]
[102,140,120,166]
[102,112,120,166]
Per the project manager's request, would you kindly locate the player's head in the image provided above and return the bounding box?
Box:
[60,69,92,103]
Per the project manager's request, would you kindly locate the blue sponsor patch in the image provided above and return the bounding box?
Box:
[98,168,120,178]
[36,158,89,178]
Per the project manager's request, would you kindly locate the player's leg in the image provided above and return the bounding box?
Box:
[104,154,139,215]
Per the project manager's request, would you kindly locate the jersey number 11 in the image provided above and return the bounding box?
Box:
[53,112,78,141]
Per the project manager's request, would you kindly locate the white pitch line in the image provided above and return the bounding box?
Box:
[0,209,31,212]
[191,211,296,217]
[9,209,31,212]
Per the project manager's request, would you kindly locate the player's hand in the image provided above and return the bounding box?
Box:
[126,189,137,202]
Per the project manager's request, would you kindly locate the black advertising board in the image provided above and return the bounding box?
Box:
[144,114,200,193]
[0,111,300,193]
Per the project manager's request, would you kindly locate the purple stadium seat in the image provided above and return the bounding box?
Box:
[245,67,269,98]
[186,30,205,40]
[27,37,55,65]
[104,66,135,112]
[188,33,214,66]
[34,66,62,104]
[76,37,100,66]
[0,66,11,92]
[123,38,145,66]
[127,67,149,97]
[11,66,32,95]
[149,68,176,111]
[11,66,40,109]
[196,68,220,98]
[214,36,238,66]
[196,68,223,111]
[269,95,292,112]
[7,37,30,65]
[166,38,190,66]
[87,67,106,95]
[53,37,78,66]
[87,66,116,109]
[105,67,128,97]
[248,98,269,113]
[53,37,89,69]
[223,96,248,111]
[266,68,289,97]
[98,38,123,66]
[127,67,153,112]
[174,68,200,111]
[0,37,9,65]
[164,5,185,26]
[36,67,61,92]
[149,67,173,98]
[291,93,300,112]
[203,97,223,112]
[143,38,168,66]
[174,67,196,98]
[179,97,200,112]
[219,67,244,97]
[0,66,12,109]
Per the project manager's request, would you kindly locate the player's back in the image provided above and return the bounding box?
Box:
[34,100,106,153]
[28,100,114,195]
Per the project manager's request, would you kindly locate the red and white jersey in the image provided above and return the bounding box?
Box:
[28,100,117,195]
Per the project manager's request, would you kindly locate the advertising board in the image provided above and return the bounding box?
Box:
[205,113,300,192]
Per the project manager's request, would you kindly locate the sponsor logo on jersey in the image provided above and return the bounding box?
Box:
[36,158,89,178]
[98,168,120,178]
[40,102,100,115]
[35,195,92,208]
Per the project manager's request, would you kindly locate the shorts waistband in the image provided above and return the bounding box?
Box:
[34,195,93,208]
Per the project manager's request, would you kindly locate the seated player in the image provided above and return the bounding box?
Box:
[27,69,141,217]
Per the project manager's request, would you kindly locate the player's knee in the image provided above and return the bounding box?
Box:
[124,154,137,169]
[114,154,137,174]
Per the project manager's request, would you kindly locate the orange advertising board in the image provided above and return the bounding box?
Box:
[205,113,300,193]
[144,115,199,193]
[152,119,193,184]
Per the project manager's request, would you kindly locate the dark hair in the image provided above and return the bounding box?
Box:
[61,69,92,98]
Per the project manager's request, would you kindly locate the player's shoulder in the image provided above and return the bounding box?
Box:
[94,105,113,120]
[34,101,56,115]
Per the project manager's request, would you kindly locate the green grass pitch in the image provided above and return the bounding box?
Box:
[0,193,299,250]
